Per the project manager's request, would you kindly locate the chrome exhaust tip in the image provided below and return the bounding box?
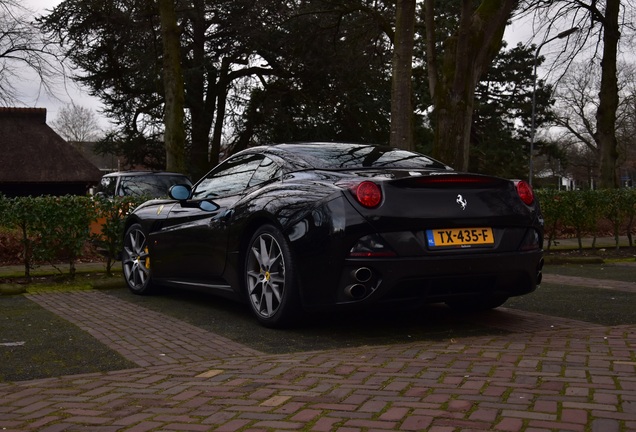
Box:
[353,267,372,283]
[345,284,367,300]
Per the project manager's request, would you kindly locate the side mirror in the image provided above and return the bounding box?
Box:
[169,184,192,200]
[169,184,219,212]
[198,201,219,212]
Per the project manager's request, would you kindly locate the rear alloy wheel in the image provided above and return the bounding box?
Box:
[245,225,299,327]
[122,223,154,294]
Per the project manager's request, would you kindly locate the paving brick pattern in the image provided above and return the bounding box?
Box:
[0,284,635,431]
[25,291,261,366]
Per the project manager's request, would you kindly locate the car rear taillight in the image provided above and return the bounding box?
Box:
[352,181,382,208]
[516,180,534,205]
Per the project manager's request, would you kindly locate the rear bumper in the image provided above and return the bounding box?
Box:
[329,250,544,308]
[289,194,544,311]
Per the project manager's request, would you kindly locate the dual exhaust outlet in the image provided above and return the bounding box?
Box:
[344,267,373,300]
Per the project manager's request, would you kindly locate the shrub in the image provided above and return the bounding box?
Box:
[536,188,636,250]
[93,195,147,275]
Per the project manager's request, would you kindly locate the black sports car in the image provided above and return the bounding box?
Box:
[122,142,544,327]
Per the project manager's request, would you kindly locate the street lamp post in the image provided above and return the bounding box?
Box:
[529,27,579,186]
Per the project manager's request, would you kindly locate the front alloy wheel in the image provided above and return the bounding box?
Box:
[122,223,154,294]
[245,225,299,327]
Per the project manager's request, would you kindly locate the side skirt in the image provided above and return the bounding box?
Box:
[155,278,241,302]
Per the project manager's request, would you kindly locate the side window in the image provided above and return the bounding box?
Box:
[193,154,263,199]
[248,157,281,188]
[118,176,141,196]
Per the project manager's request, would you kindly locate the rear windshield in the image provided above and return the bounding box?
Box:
[282,145,449,170]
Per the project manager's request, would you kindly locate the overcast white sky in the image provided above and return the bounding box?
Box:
[20,0,108,128]
[19,0,538,130]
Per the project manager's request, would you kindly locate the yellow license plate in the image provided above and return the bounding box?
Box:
[426,228,494,247]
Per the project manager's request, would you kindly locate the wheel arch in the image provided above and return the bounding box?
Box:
[239,218,303,327]
[227,214,287,302]
[123,215,142,236]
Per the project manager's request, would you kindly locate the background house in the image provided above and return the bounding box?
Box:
[73,142,121,173]
[0,107,102,197]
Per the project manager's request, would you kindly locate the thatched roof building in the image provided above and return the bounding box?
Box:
[0,107,102,197]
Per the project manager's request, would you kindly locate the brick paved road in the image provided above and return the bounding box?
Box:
[0,279,635,431]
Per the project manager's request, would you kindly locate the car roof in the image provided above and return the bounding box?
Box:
[242,142,450,171]
[259,142,379,153]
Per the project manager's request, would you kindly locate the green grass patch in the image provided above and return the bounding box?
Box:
[0,295,136,382]
[507,283,636,326]
[544,263,636,283]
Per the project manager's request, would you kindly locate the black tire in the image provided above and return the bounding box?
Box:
[244,225,300,327]
[446,295,508,312]
[122,223,154,295]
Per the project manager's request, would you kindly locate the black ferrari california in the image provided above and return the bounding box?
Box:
[122,142,544,327]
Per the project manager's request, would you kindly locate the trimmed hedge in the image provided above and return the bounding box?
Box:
[536,188,636,251]
[0,194,147,279]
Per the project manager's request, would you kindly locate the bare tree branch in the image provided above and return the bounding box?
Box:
[50,103,102,144]
[0,0,65,105]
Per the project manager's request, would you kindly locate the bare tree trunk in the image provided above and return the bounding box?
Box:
[187,0,215,180]
[434,94,474,169]
[390,0,416,151]
[595,0,620,188]
[158,0,186,173]
[210,58,230,167]
[424,0,517,170]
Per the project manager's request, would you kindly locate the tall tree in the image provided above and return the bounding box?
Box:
[235,0,394,149]
[39,0,274,178]
[525,0,626,188]
[390,0,416,150]
[158,0,186,173]
[423,0,518,170]
[51,104,101,144]
[470,42,555,178]
[553,61,636,187]
[40,0,543,178]
[39,0,170,168]
[595,0,620,188]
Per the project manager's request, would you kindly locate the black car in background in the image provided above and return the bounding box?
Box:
[96,171,192,198]
[122,143,544,327]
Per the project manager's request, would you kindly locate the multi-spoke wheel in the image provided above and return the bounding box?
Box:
[122,223,154,294]
[245,225,299,327]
